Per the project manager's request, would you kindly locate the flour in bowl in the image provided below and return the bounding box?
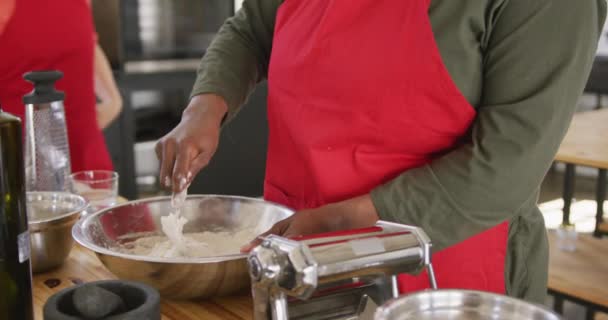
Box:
[119,228,256,258]
[158,178,190,255]
[118,178,256,258]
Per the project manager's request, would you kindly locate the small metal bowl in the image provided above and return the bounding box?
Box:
[72,195,293,300]
[374,289,562,320]
[27,192,88,273]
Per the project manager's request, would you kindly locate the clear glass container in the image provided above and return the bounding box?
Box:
[556,223,577,252]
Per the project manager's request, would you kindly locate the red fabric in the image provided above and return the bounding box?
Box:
[0,0,113,172]
[264,0,508,293]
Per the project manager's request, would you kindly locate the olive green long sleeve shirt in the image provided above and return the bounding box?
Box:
[191,0,606,303]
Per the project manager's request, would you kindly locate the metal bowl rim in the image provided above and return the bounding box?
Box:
[376,289,561,318]
[72,194,293,264]
[27,191,88,227]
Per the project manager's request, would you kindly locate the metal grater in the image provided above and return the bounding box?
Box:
[23,71,72,192]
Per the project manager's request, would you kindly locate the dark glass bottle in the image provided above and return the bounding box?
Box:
[0,106,34,320]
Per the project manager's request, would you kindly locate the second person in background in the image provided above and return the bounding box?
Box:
[0,0,122,172]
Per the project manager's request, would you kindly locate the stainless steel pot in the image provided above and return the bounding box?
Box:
[374,289,562,320]
[72,195,293,300]
[27,192,88,273]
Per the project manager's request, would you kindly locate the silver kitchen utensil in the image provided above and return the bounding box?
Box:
[23,70,72,192]
[248,222,436,320]
[27,192,88,273]
[72,195,294,300]
[374,289,562,320]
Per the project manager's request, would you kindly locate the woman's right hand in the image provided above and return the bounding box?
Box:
[155,94,228,192]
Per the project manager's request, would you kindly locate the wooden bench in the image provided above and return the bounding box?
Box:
[555,108,608,237]
[548,231,608,320]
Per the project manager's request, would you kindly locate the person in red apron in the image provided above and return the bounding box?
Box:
[156,0,604,302]
[256,0,507,294]
[0,0,120,172]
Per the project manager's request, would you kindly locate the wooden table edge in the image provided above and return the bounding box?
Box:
[554,158,608,170]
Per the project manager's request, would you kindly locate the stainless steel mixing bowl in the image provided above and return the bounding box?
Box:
[374,289,562,320]
[27,192,88,273]
[72,195,293,300]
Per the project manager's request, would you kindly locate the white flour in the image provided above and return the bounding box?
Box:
[118,178,256,258]
[120,228,256,258]
[158,180,190,255]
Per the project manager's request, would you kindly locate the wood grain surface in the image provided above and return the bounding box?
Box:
[548,230,608,309]
[555,109,608,169]
[32,244,254,320]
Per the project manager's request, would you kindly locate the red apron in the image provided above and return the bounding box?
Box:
[0,0,113,173]
[264,0,508,293]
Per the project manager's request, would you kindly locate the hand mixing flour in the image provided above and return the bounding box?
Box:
[119,177,256,258]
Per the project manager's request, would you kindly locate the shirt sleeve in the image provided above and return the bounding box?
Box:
[190,0,281,122]
[371,0,606,252]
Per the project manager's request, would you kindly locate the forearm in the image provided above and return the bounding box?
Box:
[94,44,122,129]
[191,0,280,122]
[183,94,228,125]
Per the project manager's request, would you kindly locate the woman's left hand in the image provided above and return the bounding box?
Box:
[241,194,380,252]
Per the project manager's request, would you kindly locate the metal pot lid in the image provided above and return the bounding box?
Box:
[27,192,87,228]
[374,289,562,320]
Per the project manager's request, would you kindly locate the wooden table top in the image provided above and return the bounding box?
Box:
[32,231,608,319]
[32,244,254,320]
[555,108,608,169]
[548,230,608,309]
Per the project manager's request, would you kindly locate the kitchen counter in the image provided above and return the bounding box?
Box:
[555,108,608,170]
[32,243,254,320]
